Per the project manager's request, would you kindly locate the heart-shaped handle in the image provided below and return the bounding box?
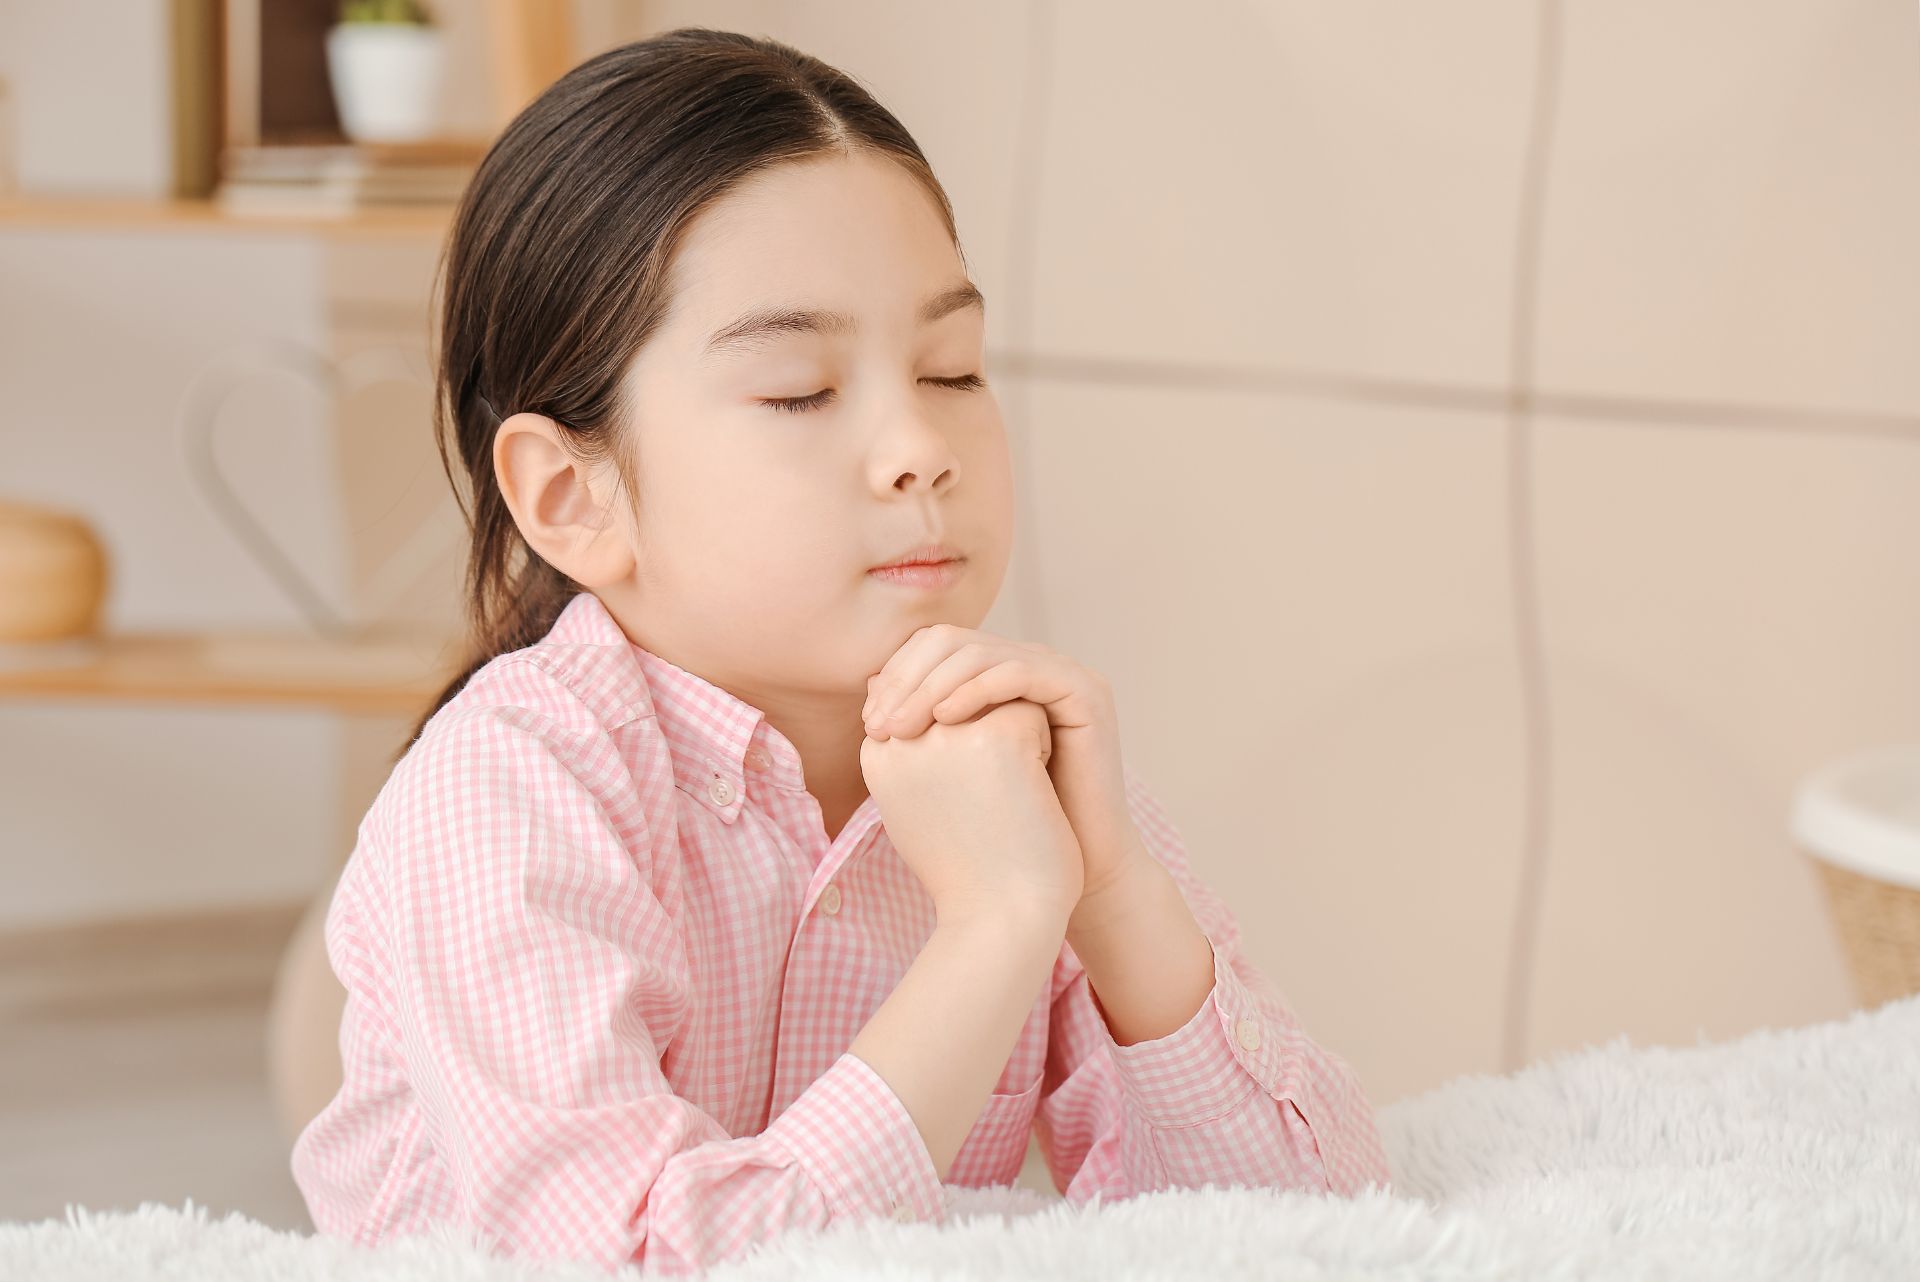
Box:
[177,339,463,637]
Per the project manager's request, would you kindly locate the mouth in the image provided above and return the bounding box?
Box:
[869,542,966,572]
[867,556,967,590]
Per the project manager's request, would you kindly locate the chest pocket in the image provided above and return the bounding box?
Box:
[943,987,1049,1187]
[944,1072,1044,1188]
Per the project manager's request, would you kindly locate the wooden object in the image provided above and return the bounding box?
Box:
[0,629,461,716]
[222,0,347,150]
[483,0,575,128]
[169,0,223,197]
[0,194,449,238]
[0,898,305,1022]
[0,500,108,643]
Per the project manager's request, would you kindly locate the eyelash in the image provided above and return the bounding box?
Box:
[760,373,987,414]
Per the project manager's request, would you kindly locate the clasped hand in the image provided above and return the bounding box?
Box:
[861,624,1147,906]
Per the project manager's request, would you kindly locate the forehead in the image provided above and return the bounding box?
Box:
[658,152,965,348]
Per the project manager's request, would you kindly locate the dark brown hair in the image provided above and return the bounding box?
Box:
[401,26,964,760]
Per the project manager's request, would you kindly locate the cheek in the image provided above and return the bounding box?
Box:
[636,481,786,600]
[715,483,859,596]
[962,434,1017,532]
[961,411,1014,483]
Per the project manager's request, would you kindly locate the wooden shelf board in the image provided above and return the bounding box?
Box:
[0,897,306,1023]
[0,629,462,717]
[0,195,452,239]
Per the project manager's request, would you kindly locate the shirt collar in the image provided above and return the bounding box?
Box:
[539,592,809,821]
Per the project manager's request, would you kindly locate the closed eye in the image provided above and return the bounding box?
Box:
[760,373,987,414]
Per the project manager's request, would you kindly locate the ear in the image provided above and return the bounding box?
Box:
[492,412,637,590]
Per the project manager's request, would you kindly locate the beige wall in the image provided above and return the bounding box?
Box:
[4,0,1916,1108]
[601,0,1913,1105]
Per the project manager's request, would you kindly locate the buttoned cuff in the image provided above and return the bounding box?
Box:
[1099,930,1308,1130]
[762,1051,948,1226]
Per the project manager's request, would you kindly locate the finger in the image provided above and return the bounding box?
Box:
[864,628,1052,730]
[925,661,1048,728]
[865,624,975,731]
[929,655,1092,736]
[863,625,946,726]
[871,644,1024,740]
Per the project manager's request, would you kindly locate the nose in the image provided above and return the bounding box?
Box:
[893,460,955,493]
[872,410,960,496]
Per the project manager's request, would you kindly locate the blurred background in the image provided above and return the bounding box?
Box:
[3,0,1919,1237]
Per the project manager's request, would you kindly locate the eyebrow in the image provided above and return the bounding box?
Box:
[700,281,986,362]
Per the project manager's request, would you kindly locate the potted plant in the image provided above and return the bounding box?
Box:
[325,0,445,144]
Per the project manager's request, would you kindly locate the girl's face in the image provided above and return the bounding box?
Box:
[609,150,1015,699]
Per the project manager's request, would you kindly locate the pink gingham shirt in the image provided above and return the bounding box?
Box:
[290,591,1391,1274]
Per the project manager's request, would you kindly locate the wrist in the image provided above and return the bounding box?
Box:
[935,895,1071,947]
[1066,845,1164,941]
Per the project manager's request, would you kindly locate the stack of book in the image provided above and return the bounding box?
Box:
[216,138,484,216]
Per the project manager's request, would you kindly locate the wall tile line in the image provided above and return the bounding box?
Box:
[991,349,1920,443]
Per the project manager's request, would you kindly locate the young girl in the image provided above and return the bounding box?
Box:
[289,26,1391,1275]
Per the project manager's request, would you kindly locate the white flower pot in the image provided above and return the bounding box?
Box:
[325,24,445,143]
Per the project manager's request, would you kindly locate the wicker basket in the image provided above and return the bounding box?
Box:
[1792,744,1920,1010]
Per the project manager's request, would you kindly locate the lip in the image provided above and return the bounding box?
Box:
[869,542,966,571]
[868,559,967,590]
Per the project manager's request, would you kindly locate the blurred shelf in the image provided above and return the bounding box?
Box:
[0,629,461,716]
[0,195,452,240]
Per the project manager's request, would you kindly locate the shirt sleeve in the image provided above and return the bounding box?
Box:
[1032,764,1393,1203]
[289,689,946,1275]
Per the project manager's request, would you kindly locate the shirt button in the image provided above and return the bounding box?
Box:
[818,883,842,916]
[890,1202,916,1222]
[745,746,771,770]
[1235,1017,1263,1051]
[707,775,736,806]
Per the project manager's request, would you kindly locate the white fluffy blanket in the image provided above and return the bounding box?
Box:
[7,993,1917,1280]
